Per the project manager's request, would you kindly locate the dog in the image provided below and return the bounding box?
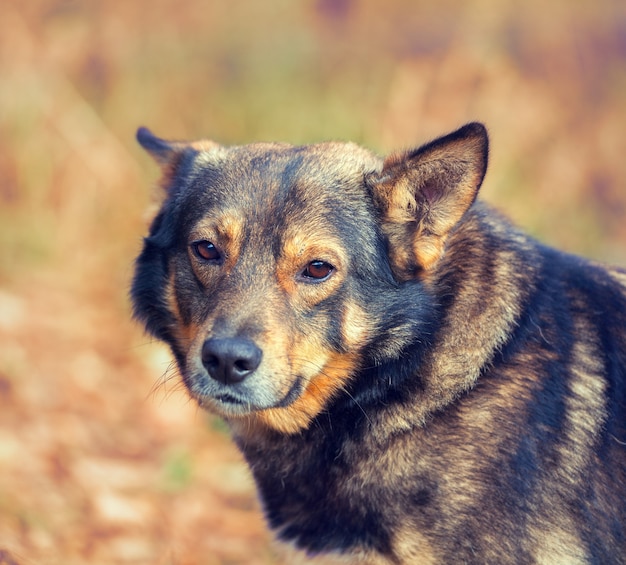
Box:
[132,123,626,564]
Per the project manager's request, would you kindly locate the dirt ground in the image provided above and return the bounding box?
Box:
[1,0,625,564]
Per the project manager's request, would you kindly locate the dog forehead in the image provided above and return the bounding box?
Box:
[181,141,383,240]
[195,140,382,189]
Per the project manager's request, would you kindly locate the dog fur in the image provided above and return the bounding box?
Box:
[132,123,626,564]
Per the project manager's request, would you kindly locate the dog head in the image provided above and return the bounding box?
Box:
[132,124,488,434]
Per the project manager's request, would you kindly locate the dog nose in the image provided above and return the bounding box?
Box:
[201,338,262,385]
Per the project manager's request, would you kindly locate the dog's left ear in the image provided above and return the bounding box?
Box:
[371,122,488,280]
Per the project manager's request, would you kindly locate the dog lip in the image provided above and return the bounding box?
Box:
[191,375,304,413]
[214,392,245,405]
[275,377,304,408]
[212,378,303,409]
[199,377,302,412]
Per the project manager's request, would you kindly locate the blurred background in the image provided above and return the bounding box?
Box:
[0,0,625,563]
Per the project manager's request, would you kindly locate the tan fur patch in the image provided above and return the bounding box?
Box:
[607,266,626,289]
[341,302,372,348]
[528,522,587,565]
[157,155,184,194]
[556,313,607,485]
[189,139,221,152]
[411,231,447,273]
[254,351,359,434]
[165,271,199,347]
[392,525,438,565]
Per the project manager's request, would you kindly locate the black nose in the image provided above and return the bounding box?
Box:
[201,338,262,385]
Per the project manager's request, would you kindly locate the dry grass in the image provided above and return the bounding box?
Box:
[0,0,625,563]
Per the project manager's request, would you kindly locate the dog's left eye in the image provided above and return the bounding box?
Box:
[192,240,221,262]
[300,260,334,282]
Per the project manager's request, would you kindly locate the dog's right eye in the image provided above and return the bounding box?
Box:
[191,240,221,262]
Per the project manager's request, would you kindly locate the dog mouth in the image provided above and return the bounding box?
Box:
[274,376,304,408]
[213,392,246,405]
[192,375,304,414]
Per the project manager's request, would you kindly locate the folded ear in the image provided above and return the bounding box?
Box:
[136,127,186,165]
[136,127,221,191]
[371,122,488,280]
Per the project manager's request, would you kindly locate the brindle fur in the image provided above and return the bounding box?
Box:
[132,123,626,564]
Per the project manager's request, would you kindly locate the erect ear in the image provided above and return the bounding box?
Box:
[371,122,488,280]
[136,127,221,190]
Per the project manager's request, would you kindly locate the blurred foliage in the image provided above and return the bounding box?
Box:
[160,449,194,493]
[0,0,625,563]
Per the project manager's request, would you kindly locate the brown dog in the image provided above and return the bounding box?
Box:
[132,123,626,564]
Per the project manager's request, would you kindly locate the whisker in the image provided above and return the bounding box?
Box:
[146,360,188,404]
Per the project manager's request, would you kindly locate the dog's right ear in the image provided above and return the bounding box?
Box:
[136,127,187,166]
[136,127,221,191]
